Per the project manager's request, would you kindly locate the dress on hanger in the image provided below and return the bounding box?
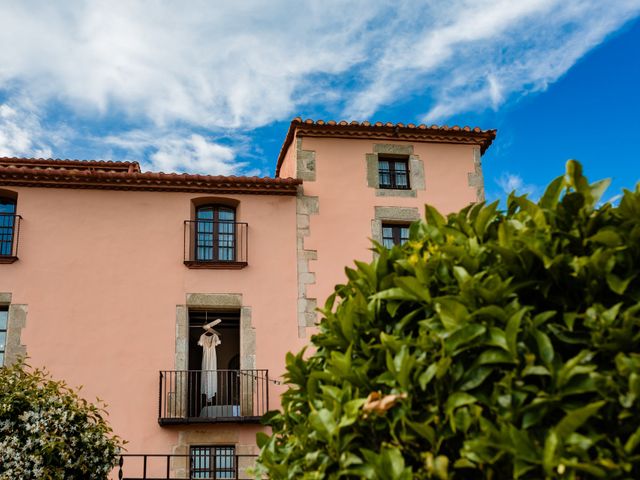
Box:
[198,332,221,400]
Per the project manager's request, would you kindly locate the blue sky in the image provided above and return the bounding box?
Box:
[0,1,638,204]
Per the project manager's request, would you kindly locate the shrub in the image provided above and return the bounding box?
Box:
[257,161,640,479]
[0,360,123,479]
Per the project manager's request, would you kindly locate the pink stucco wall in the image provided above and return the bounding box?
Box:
[283,135,479,318]
[0,187,298,453]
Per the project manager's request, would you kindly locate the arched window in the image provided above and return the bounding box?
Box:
[0,197,17,257]
[195,205,236,262]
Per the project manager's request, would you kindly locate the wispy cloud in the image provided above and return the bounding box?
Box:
[0,1,638,173]
[496,172,539,197]
[0,102,52,158]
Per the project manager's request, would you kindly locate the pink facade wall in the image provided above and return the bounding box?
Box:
[0,187,298,453]
[0,131,487,471]
[282,135,480,319]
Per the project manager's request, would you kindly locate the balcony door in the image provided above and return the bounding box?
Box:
[196,205,235,262]
[187,310,240,418]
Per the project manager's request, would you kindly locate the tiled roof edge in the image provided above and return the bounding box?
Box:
[0,164,300,195]
[0,157,141,172]
[275,117,497,177]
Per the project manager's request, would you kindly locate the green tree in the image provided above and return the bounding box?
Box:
[0,360,123,479]
[257,161,640,479]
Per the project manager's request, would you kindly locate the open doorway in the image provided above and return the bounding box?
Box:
[187,310,240,418]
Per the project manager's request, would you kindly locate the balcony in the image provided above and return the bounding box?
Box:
[116,453,259,479]
[0,214,21,264]
[158,370,269,425]
[183,220,248,269]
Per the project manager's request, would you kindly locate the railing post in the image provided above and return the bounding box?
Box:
[118,455,124,480]
[266,370,270,413]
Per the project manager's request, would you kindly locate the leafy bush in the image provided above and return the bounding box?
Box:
[257,161,640,479]
[0,360,123,479]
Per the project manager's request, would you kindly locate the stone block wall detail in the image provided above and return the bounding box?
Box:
[366,143,425,197]
[295,137,316,181]
[0,292,27,366]
[468,146,485,202]
[296,189,319,338]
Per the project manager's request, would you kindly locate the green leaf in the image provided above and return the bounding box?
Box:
[543,430,558,475]
[446,324,486,354]
[435,297,470,330]
[506,308,527,356]
[474,200,499,237]
[624,425,640,454]
[445,392,477,418]
[588,229,623,247]
[539,175,565,209]
[475,348,515,365]
[533,330,554,367]
[394,276,431,302]
[419,364,438,390]
[458,366,494,391]
[555,401,605,440]
[425,204,446,228]
[606,273,634,295]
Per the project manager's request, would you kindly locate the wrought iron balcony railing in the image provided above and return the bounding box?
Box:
[116,453,260,480]
[183,220,248,269]
[0,214,21,263]
[158,370,269,425]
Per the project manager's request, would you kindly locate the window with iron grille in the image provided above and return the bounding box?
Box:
[0,197,16,257]
[196,205,236,262]
[190,445,236,479]
[382,223,410,248]
[378,156,410,189]
[0,307,7,366]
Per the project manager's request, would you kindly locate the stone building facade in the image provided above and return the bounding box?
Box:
[0,118,495,479]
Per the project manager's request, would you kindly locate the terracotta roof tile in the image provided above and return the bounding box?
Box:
[275,117,497,176]
[0,157,300,195]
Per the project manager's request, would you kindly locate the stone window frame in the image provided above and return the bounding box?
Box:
[175,293,255,373]
[371,207,421,251]
[366,144,425,198]
[171,293,258,478]
[0,292,27,367]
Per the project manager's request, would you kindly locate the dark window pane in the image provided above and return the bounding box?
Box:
[377,158,410,189]
[0,311,7,330]
[190,446,236,479]
[195,205,236,262]
[382,223,411,247]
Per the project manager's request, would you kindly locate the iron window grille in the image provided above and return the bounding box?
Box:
[184,205,248,268]
[378,156,410,189]
[0,197,20,262]
[382,223,410,248]
[190,446,236,479]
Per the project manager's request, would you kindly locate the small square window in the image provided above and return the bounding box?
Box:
[378,156,410,190]
[190,445,236,479]
[382,223,410,248]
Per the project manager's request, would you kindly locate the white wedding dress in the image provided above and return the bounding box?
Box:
[198,332,221,400]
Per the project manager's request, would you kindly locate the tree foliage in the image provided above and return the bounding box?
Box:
[257,161,640,479]
[0,360,123,479]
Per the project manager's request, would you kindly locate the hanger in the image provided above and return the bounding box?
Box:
[202,318,222,337]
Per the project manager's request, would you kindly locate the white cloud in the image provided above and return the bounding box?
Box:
[103,130,247,175]
[496,172,539,197]
[0,1,638,172]
[0,103,53,158]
